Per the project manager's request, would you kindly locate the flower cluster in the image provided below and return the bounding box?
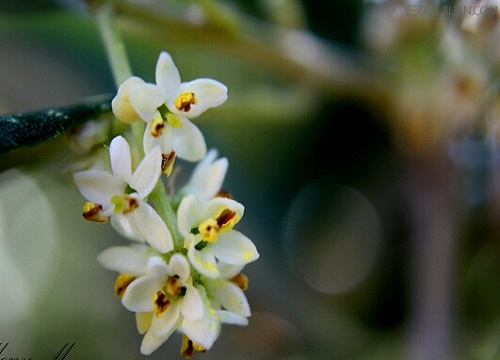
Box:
[73,52,259,357]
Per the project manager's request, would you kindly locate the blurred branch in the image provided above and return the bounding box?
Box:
[109,0,389,107]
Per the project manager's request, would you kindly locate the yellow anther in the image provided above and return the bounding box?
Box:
[114,273,136,297]
[162,151,176,176]
[198,219,219,242]
[230,273,249,291]
[82,202,107,223]
[166,275,182,298]
[151,113,165,138]
[216,208,238,231]
[153,290,171,318]
[175,92,198,112]
[181,335,206,359]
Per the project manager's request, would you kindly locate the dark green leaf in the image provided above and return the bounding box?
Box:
[0,95,113,154]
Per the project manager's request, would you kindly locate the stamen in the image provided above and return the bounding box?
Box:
[216,208,237,230]
[166,275,183,297]
[175,92,198,112]
[154,290,171,318]
[215,190,233,199]
[114,273,136,297]
[230,273,249,291]
[162,151,176,176]
[82,202,107,223]
[151,114,165,138]
[112,195,139,215]
[181,336,206,359]
[123,197,139,214]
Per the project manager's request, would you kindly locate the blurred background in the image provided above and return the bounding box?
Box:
[1,0,500,359]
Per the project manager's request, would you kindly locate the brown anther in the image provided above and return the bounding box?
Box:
[123,197,139,215]
[166,275,182,297]
[151,115,165,138]
[215,190,233,199]
[181,335,206,359]
[114,274,136,297]
[175,92,198,112]
[82,202,107,223]
[230,273,249,291]
[216,208,237,228]
[154,290,171,318]
[162,151,176,176]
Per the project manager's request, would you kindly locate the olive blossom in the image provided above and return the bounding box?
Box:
[177,194,260,279]
[73,136,173,253]
[111,51,228,162]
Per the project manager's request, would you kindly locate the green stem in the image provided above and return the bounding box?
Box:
[95,3,132,87]
[149,179,183,249]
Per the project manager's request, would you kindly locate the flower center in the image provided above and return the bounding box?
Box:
[175,92,198,112]
[153,275,186,318]
[111,195,139,215]
[196,208,238,243]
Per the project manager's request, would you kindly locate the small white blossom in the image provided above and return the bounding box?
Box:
[177,194,259,279]
[119,253,204,355]
[73,136,173,253]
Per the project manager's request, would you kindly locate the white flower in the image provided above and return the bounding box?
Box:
[119,253,205,355]
[73,136,173,253]
[178,148,228,200]
[180,265,250,352]
[205,263,251,324]
[111,76,164,124]
[177,194,259,279]
[144,51,228,162]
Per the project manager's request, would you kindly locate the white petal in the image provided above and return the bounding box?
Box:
[167,253,191,282]
[109,136,132,189]
[146,256,169,280]
[130,146,161,198]
[150,301,181,337]
[112,76,144,123]
[140,329,169,355]
[130,202,174,253]
[215,310,248,325]
[213,281,250,317]
[143,119,174,155]
[73,170,120,208]
[180,305,221,350]
[177,194,204,237]
[155,51,181,102]
[122,276,162,312]
[182,149,228,199]
[97,245,151,275]
[211,230,259,265]
[179,79,228,118]
[188,245,220,279]
[218,263,245,280]
[171,118,206,162]
[136,312,153,334]
[180,285,204,321]
[129,83,164,122]
[111,213,144,242]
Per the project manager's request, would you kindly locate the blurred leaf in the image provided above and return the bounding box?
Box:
[0,95,112,153]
